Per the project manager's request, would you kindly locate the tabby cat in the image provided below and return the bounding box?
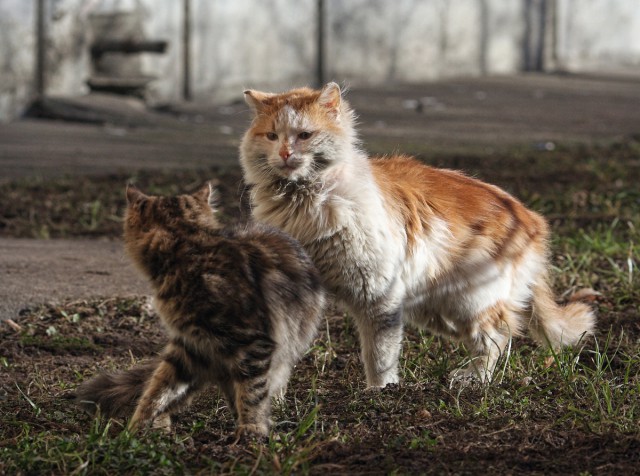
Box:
[239,82,595,386]
[75,184,325,436]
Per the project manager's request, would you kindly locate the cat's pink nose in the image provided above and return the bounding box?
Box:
[279,148,291,161]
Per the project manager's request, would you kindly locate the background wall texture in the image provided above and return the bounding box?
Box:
[1,0,639,122]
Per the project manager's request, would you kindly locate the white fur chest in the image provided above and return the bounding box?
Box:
[253,182,402,312]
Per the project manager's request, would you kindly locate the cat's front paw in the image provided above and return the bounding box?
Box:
[366,371,400,389]
[233,423,269,444]
[449,351,501,388]
[151,414,172,432]
[449,365,490,388]
[127,413,172,434]
[271,387,287,406]
[365,382,400,393]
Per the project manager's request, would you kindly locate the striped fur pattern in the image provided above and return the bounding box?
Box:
[75,185,325,436]
[239,82,596,386]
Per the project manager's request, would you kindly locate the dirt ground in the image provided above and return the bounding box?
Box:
[2,292,638,475]
[1,73,640,322]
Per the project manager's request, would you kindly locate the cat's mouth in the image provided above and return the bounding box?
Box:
[277,163,301,176]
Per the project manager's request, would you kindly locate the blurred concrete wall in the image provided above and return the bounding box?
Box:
[1,0,639,122]
[556,0,640,72]
[329,0,522,81]
[0,1,36,123]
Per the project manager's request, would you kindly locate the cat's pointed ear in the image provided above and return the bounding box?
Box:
[244,89,271,114]
[206,182,220,212]
[318,82,341,117]
[126,183,146,204]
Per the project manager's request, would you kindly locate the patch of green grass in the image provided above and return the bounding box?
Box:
[262,405,325,474]
[2,420,190,476]
[441,338,639,433]
[554,220,638,304]
[0,167,244,238]
[18,334,101,354]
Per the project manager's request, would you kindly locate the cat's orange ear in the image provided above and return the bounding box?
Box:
[244,90,271,114]
[318,82,341,117]
[125,183,146,204]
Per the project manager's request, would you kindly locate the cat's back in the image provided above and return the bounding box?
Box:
[227,222,322,283]
[149,218,320,295]
[162,221,318,296]
[370,155,546,234]
[370,154,512,211]
[153,222,323,337]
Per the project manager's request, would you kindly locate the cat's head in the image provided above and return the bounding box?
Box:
[124,183,221,241]
[240,82,357,185]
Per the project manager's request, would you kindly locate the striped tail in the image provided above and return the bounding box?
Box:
[74,360,158,419]
[528,275,596,348]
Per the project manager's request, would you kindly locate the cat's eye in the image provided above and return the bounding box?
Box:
[298,131,313,140]
[266,132,278,141]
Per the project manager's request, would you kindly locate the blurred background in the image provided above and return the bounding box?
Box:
[1,0,639,122]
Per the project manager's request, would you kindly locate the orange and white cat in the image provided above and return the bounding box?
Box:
[240,82,595,386]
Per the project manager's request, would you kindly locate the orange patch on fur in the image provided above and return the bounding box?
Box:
[370,155,548,261]
[246,87,345,137]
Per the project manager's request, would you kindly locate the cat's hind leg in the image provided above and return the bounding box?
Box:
[267,357,292,403]
[450,303,521,385]
[129,340,204,432]
[233,376,272,437]
[230,336,275,437]
[218,379,239,420]
[355,308,404,388]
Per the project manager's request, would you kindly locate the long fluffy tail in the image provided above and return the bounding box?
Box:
[528,276,596,348]
[74,360,158,419]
